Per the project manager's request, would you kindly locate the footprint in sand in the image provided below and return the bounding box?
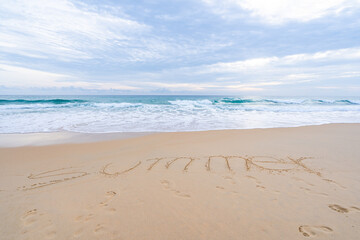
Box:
[73,191,117,237]
[246,175,266,190]
[75,213,94,223]
[160,180,191,199]
[256,185,266,190]
[223,175,236,185]
[160,180,171,189]
[21,209,57,239]
[328,204,360,214]
[73,228,83,238]
[21,209,38,226]
[100,191,117,207]
[299,225,333,237]
[215,185,240,197]
[292,177,315,187]
[300,187,328,197]
[74,191,117,234]
[94,224,105,234]
[329,204,349,213]
[99,191,118,213]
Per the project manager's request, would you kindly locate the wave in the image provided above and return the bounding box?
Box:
[169,99,212,106]
[92,102,144,108]
[214,98,279,104]
[0,99,87,105]
[0,97,358,108]
[334,100,358,105]
[1,96,360,133]
[214,98,254,104]
[299,99,359,105]
[213,98,359,105]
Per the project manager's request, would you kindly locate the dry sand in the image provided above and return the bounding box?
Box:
[0,124,359,240]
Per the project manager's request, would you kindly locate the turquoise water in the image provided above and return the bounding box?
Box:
[0,95,360,133]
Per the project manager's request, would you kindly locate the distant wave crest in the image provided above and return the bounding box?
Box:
[212,98,358,105]
[0,99,87,105]
[214,98,278,104]
[0,98,358,106]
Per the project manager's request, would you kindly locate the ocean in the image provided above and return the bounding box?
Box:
[0,95,360,133]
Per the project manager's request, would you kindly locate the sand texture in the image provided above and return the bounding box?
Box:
[0,124,359,240]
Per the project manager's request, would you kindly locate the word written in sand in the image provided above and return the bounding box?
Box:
[100,155,320,177]
[19,155,319,191]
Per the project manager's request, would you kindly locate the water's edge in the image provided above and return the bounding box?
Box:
[1,123,359,148]
[0,131,155,148]
[1,95,360,133]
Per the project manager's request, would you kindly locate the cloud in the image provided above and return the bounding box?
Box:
[196,57,278,74]
[0,0,359,95]
[0,63,71,88]
[0,0,157,61]
[202,0,360,24]
[0,63,139,90]
[198,47,360,74]
[140,47,360,92]
[2,46,359,94]
[0,62,274,92]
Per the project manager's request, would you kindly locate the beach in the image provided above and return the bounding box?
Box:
[2,0,360,238]
[0,123,359,239]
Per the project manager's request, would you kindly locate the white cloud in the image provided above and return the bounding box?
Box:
[141,82,218,91]
[197,57,278,73]
[0,63,139,90]
[1,45,359,93]
[0,63,71,87]
[199,47,360,74]
[142,47,360,92]
[0,0,153,61]
[0,0,231,63]
[203,0,360,24]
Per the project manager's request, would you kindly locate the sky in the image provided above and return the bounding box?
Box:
[0,0,359,95]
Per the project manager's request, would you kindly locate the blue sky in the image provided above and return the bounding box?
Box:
[0,0,359,95]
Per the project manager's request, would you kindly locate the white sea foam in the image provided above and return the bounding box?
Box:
[0,96,359,133]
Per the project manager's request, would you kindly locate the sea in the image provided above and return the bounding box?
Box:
[0,95,360,134]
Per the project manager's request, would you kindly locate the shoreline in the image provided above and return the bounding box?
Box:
[0,131,155,148]
[0,123,359,148]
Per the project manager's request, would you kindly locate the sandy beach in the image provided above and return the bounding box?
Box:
[0,123,359,240]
